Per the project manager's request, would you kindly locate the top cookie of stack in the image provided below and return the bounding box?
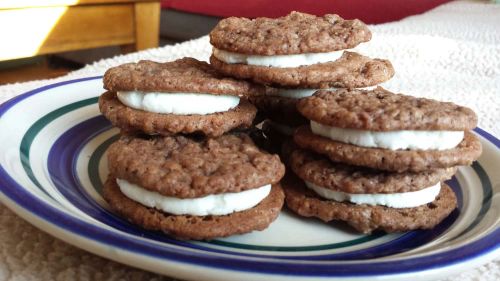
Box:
[99,58,263,137]
[209,12,395,135]
[294,88,482,172]
[210,12,393,88]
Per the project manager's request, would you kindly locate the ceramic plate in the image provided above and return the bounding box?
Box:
[0,77,498,281]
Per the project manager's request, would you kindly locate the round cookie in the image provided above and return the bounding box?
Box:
[103,177,285,240]
[99,91,257,137]
[297,87,478,131]
[210,52,395,88]
[282,173,457,234]
[294,126,482,173]
[107,133,285,198]
[210,12,371,55]
[290,148,457,194]
[103,58,264,96]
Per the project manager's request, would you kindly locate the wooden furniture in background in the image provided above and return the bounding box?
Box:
[0,0,160,61]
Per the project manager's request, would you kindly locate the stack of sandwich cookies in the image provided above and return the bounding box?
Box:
[284,87,482,233]
[209,12,395,152]
[104,134,285,240]
[99,57,287,240]
[99,58,262,137]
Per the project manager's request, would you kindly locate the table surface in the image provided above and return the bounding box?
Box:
[0,1,499,280]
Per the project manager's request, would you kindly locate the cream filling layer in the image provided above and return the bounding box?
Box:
[117,179,271,216]
[274,86,377,99]
[117,91,240,115]
[305,181,441,208]
[275,89,319,99]
[213,48,345,68]
[310,121,464,150]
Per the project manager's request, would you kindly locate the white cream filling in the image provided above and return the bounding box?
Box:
[117,179,271,216]
[213,48,345,68]
[274,86,377,99]
[310,121,464,150]
[117,91,240,115]
[275,88,319,99]
[305,181,441,208]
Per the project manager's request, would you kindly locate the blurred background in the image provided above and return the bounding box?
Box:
[0,0,453,85]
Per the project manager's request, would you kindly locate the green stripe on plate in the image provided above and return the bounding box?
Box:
[206,232,385,252]
[20,97,98,198]
[88,134,120,195]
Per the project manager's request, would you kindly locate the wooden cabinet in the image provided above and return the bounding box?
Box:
[0,0,160,61]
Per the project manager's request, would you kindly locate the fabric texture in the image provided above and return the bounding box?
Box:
[0,1,498,280]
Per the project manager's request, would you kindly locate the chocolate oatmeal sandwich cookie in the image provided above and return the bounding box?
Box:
[294,87,482,172]
[209,12,394,88]
[99,58,264,137]
[103,133,285,240]
[283,148,458,233]
[209,12,395,142]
